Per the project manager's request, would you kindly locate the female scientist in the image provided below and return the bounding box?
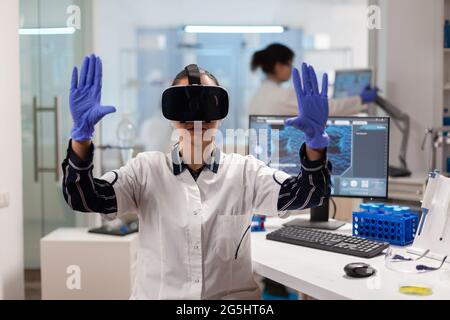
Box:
[248,43,377,116]
[62,54,331,299]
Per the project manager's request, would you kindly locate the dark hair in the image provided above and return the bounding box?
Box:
[251,43,294,74]
[172,67,220,86]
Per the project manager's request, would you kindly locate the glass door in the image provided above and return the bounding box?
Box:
[20,0,90,268]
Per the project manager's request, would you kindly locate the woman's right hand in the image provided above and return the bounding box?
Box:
[70,54,116,142]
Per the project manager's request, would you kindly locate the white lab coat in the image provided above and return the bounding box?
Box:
[248,79,364,117]
[101,149,291,299]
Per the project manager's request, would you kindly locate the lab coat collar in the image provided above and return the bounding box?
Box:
[263,78,281,86]
[171,144,221,176]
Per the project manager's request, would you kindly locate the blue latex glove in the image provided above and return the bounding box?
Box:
[360,86,378,104]
[285,63,329,149]
[70,54,116,141]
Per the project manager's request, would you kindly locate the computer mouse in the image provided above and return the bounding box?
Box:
[344,262,376,278]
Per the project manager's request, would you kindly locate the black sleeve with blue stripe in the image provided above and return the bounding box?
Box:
[61,140,117,214]
[277,143,332,211]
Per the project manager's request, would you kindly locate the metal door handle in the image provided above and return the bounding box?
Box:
[53,96,60,181]
[33,96,38,182]
[32,96,60,182]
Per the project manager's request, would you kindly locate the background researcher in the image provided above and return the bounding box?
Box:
[248,43,378,117]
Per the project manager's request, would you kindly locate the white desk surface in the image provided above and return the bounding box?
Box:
[41,228,138,244]
[251,215,450,300]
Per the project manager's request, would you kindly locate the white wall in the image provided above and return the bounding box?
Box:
[93,0,444,172]
[92,0,369,132]
[0,0,25,299]
[375,0,443,173]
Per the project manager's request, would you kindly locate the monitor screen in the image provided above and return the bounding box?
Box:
[248,115,389,198]
[333,69,373,99]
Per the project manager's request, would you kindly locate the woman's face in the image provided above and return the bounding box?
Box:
[273,60,293,82]
[171,75,220,146]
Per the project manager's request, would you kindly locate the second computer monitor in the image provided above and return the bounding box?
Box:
[248,116,389,198]
[333,69,373,99]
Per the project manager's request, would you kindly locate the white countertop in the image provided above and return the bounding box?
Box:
[251,214,450,300]
[42,219,450,300]
[41,228,138,244]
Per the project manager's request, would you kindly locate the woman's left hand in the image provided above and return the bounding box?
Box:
[285,62,329,150]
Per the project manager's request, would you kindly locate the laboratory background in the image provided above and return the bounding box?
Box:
[0,0,450,301]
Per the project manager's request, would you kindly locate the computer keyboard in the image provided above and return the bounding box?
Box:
[266,226,389,258]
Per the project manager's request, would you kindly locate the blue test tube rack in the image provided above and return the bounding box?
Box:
[352,203,419,246]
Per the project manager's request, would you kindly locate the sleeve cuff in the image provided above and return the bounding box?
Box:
[299,143,328,171]
[67,139,95,170]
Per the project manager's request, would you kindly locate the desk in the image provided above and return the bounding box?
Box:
[42,217,450,300]
[41,228,138,300]
[251,215,450,300]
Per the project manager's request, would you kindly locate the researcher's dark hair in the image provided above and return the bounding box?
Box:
[172,67,220,86]
[251,43,294,74]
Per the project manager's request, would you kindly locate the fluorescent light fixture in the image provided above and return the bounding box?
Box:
[183,25,285,34]
[18,27,76,35]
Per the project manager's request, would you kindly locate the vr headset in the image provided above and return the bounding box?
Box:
[162,64,229,122]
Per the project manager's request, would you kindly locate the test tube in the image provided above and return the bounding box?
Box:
[393,207,403,216]
[400,206,410,214]
[384,205,395,214]
[374,203,385,212]
[359,203,370,212]
[369,205,380,214]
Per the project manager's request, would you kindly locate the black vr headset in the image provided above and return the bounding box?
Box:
[162,64,229,122]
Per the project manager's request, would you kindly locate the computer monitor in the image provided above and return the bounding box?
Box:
[248,115,390,229]
[333,69,373,99]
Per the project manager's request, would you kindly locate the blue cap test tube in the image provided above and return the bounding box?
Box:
[373,203,385,211]
[369,205,380,214]
[400,206,410,214]
[384,205,395,214]
[359,203,370,212]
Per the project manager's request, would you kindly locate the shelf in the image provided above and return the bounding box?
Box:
[445,48,450,53]
[445,84,450,91]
